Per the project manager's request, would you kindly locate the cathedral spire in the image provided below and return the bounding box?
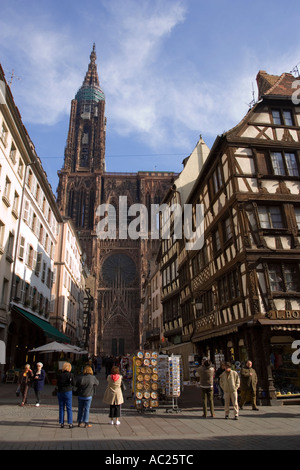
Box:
[75,44,105,103]
[83,43,100,87]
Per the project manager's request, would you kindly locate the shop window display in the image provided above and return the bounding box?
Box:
[270,339,300,398]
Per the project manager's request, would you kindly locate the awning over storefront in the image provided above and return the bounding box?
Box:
[192,325,239,343]
[12,306,71,343]
[257,319,300,332]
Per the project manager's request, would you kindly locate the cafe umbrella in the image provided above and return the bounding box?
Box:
[29,341,76,353]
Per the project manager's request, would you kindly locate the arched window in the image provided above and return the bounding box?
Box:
[68,189,75,218]
[88,189,95,229]
[77,189,86,228]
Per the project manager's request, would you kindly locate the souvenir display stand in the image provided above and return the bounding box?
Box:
[133,351,159,413]
[158,354,183,413]
[188,354,199,383]
[214,352,225,371]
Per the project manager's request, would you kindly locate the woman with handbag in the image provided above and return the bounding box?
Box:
[57,362,74,428]
[103,366,124,425]
[76,365,99,428]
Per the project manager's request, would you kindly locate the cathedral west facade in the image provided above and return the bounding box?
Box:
[57,46,176,356]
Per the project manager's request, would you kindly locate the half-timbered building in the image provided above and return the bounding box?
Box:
[188,70,300,403]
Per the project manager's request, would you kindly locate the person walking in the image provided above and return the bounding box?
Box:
[239,360,259,411]
[103,365,124,425]
[219,362,240,420]
[105,356,114,378]
[198,359,215,418]
[76,365,99,428]
[33,362,45,407]
[18,364,33,406]
[57,362,74,428]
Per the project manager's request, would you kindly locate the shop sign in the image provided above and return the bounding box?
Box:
[195,321,214,333]
[269,310,300,320]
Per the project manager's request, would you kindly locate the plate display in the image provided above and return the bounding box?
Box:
[134,351,160,409]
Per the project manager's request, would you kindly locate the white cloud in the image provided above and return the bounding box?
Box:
[1,0,299,157]
[0,17,82,125]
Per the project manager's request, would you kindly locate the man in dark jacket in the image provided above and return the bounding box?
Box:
[239,360,259,410]
[198,360,215,418]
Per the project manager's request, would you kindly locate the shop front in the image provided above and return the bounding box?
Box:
[257,318,300,403]
[192,319,300,405]
[5,306,70,370]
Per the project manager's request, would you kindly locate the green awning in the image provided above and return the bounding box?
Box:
[13,306,71,343]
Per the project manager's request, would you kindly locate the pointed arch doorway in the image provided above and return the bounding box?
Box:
[103,314,134,356]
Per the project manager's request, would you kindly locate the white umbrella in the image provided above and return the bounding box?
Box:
[65,345,89,355]
[29,341,74,353]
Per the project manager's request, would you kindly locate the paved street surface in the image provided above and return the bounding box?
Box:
[0,369,299,453]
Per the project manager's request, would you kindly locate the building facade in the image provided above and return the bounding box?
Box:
[157,137,210,379]
[57,46,176,356]
[50,218,87,345]
[142,263,163,351]
[186,71,300,402]
[0,65,70,371]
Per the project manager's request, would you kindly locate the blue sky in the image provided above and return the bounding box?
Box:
[1,0,300,193]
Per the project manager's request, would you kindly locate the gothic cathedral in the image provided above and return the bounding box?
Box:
[57,46,176,355]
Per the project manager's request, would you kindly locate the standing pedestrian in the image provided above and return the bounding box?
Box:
[76,365,99,428]
[103,365,124,425]
[219,362,240,420]
[18,364,33,406]
[105,356,114,377]
[198,360,215,418]
[216,362,225,405]
[57,362,74,428]
[33,362,45,407]
[239,360,259,411]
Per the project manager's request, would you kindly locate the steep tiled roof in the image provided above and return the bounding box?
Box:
[256,70,297,99]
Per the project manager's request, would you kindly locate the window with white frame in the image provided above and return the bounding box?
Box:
[0,122,8,147]
[12,191,19,217]
[3,176,11,203]
[9,142,16,164]
[17,158,24,179]
[0,220,4,252]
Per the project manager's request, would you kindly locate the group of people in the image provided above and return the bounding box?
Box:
[17,361,125,428]
[17,357,258,425]
[197,359,258,420]
[17,362,45,407]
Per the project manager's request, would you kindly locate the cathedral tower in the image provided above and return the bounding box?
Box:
[57,46,176,355]
[57,44,106,265]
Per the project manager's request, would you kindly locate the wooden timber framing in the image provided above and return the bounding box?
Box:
[162,71,300,401]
